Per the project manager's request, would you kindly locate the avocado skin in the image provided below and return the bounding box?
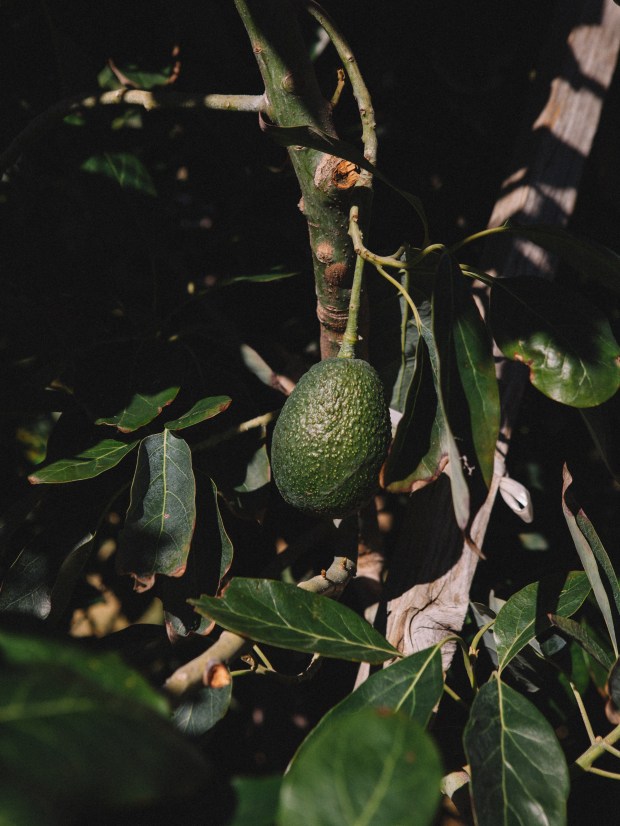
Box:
[271,358,391,518]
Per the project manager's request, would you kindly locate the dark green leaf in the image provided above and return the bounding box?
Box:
[173,673,233,736]
[0,636,208,812]
[231,776,281,826]
[494,571,591,672]
[291,644,443,768]
[28,437,139,484]
[219,270,299,287]
[608,657,620,710]
[382,336,446,492]
[261,120,428,240]
[117,432,196,591]
[0,629,168,714]
[279,709,442,826]
[432,255,472,529]
[164,395,231,431]
[562,464,620,654]
[548,614,614,670]
[190,578,399,663]
[453,268,500,487]
[81,152,157,196]
[48,532,96,625]
[490,276,620,407]
[95,385,180,433]
[161,477,233,637]
[229,442,271,520]
[464,678,569,826]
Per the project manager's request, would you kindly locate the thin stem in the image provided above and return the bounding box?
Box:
[375,264,423,334]
[574,722,620,773]
[330,68,346,107]
[586,766,620,780]
[191,411,278,454]
[459,263,497,288]
[449,225,509,254]
[600,740,620,760]
[339,250,365,359]
[253,645,275,671]
[570,682,596,744]
[304,0,377,167]
[469,619,496,658]
[444,682,470,710]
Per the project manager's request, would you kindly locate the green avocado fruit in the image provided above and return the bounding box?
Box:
[271,357,392,518]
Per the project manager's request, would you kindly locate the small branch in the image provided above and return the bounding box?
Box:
[0,90,265,174]
[191,410,278,454]
[330,68,346,108]
[305,0,377,167]
[574,722,620,774]
[164,556,356,701]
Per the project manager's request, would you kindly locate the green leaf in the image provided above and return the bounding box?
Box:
[548,614,614,670]
[432,255,472,529]
[261,120,428,241]
[117,432,196,592]
[28,437,139,484]
[0,635,208,813]
[231,776,282,826]
[0,629,168,714]
[279,709,442,826]
[218,270,299,287]
[464,678,569,826]
[494,571,591,672]
[81,151,157,197]
[229,442,271,521]
[562,464,620,655]
[161,477,233,637]
[291,644,444,768]
[96,384,180,433]
[173,673,233,736]
[608,657,620,710]
[453,267,500,488]
[48,532,96,625]
[190,578,399,664]
[382,336,446,492]
[490,276,620,407]
[164,395,231,431]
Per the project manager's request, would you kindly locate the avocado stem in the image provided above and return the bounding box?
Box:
[339,227,365,359]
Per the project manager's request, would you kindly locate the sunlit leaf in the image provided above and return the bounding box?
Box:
[28,437,139,484]
[191,578,399,663]
[464,677,569,826]
[117,432,196,592]
[81,152,157,197]
[562,464,620,654]
[494,571,591,672]
[291,644,443,768]
[164,395,231,431]
[490,276,620,407]
[96,385,180,433]
[279,709,442,826]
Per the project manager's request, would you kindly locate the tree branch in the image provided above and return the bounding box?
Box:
[0,90,265,175]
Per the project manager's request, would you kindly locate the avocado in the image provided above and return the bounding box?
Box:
[271,358,391,518]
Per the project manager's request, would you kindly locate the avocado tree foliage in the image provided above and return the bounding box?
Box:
[1,1,620,823]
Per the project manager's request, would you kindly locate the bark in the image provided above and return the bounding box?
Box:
[357,0,620,682]
[234,0,371,358]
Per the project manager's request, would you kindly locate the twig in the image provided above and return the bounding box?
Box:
[330,68,346,108]
[0,90,265,174]
[191,411,278,454]
[164,556,356,700]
